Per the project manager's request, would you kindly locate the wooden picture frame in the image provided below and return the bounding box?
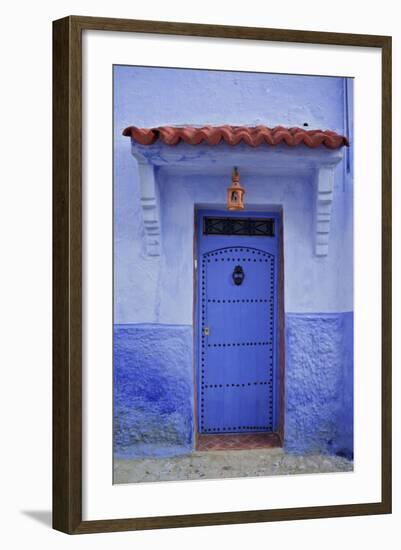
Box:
[53,15,392,534]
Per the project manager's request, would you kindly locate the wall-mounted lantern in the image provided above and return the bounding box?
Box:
[227,167,245,210]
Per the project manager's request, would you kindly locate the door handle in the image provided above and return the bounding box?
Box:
[203,327,210,336]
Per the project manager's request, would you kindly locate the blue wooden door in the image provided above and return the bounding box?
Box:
[197,211,280,434]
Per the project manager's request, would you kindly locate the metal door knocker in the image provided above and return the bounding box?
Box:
[232,265,245,286]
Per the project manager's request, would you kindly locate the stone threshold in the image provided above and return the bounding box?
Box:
[196,432,282,451]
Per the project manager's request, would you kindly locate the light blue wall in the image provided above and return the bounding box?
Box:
[113,66,353,459]
[114,67,345,130]
[114,66,353,323]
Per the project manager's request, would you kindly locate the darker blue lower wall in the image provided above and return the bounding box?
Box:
[114,315,353,460]
[114,324,194,458]
[284,312,353,458]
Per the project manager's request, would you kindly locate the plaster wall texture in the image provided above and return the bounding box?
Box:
[284,312,353,458]
[114,66,352,322]
[113,66,354,459]
[115,158,353,322]
[114,324,194,458]
[114,66,346,132]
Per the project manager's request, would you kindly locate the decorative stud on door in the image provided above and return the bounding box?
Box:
[197,218,279,435]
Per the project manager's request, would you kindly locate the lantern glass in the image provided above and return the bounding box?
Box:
[227,167,245,210]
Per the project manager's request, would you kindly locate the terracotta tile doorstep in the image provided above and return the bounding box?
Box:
[196,433,281,451]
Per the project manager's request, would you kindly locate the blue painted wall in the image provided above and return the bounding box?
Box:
[113,66,354,459]
[114,324,194,458]
[114,67,353,323]
[285,313,353,458]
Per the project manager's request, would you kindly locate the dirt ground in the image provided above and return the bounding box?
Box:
[114,448,353,484]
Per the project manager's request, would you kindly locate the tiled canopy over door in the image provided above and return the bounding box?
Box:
[123,125,348,257]
[117,100,352,458]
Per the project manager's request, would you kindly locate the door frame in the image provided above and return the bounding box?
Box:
[193,208,285,445]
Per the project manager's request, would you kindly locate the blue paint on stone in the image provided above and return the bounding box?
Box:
[333,311,354,459]
[114,315,353,459]
[113,67,354,460]
[113,323,194,458]
[284,312,353,457]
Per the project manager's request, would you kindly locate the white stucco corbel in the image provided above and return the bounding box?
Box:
[314,164,336,256]
[132,153,161,257]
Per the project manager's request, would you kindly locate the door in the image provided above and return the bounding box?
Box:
[197,211,280,434]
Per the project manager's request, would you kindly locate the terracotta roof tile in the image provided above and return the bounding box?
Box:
[122,125,349,149]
